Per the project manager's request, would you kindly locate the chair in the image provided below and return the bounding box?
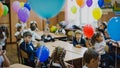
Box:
[20,49,29,64]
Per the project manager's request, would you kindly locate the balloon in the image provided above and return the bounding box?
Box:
[28,0,65,19]
[18,7,30,23]
[107,17,120,41]
[86,0,93,7]
[3,5,9,16]
[12,1,20,13]
[98,0,104,8]
[24,2,31,11]
[83,24,94,39]
[50,26,57,33]
[92,8,102,20]
[0,2,4,17]
[20,2,25,7]
[71,6,77,14]
[36,46,49,62]
[76,0,84,7]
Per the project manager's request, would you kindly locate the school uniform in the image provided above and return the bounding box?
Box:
[55,28,66,35]
[41,34,55,42]
[73,37,86,47]
[20,41,36,67]
[0,32,7,50]
[28,29,41,41]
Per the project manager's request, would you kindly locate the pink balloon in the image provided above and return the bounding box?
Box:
[12,1,20,13]
[18,7,30,23]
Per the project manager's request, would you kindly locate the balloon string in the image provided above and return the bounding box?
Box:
[38,46,44,61]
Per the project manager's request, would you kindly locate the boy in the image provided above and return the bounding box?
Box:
[20,31,37,67]
[83,49,99,68]
[55,23,66,35]
[73,30,86,48]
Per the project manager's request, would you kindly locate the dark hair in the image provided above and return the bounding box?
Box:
[101,22,107,30]
[23,31,32,38]
[83,48,99,64]
[17,25,22,31]
[30,22,37,28]
[91,32,101,45]
[1,25,9,38]
[58,23,64,28]
[50,47,67,68]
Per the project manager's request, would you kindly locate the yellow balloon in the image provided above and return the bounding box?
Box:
[50,26,57,33]
[92,8,102,20]
[20,2,25,7]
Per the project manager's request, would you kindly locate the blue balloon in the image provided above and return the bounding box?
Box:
[107,17,120,41]
[28,0,65,19]
[36,46,49,62]
[98,0,104,8]
[24,2,31,11]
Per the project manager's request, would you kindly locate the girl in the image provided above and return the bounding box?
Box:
[91,32,110,68]
[0,26,8,50]
[0,46,10,67]
[29,21,39,32]
[55,23,66,35]
[83,48,99,68]
[73,30,86,48]
[14,24,23,42]
[29,21,41,42]
[50,47,73,68]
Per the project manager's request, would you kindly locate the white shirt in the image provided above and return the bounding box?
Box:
[28,29,41,41]
[0,32,6,46]
[55,29,66,35]
[94,40,106,55]
[83,65,88,68]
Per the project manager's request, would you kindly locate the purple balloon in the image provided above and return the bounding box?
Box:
[12,1,21,13]
[86,0,93,7]
[18,7,30,23]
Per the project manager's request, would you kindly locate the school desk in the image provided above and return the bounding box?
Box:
[44,41,87,68]
[36,31,67,39]
[45,40,87,54]
[10,63,32,68]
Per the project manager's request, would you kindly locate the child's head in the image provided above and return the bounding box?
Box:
[30,21,37,31]
[75,30,83,39]
[98,22,107,30]
[83,49,99,68]
[91,32,103,45]
[23,31,32,43]
[56,23,63,30]
[16,24,22,31]
[51,46,66,67]
[95,32,103,42]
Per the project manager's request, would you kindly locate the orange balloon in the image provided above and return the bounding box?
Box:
[76,0,84,7]
[0,2,4,17]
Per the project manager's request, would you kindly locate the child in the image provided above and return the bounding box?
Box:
[73,30,86,48]
[29,21,39,32]
[55,23,66,35]
[50,46,73,68]
[83,48,99,68]
[91,32,110,67]
[0,46,10,67]
[0,26,7,50]
[20,31,37,67]
[14,24,23,42]
[29,21,41,41]
[41,28,55,42]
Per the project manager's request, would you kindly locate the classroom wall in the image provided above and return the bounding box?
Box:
[9,0,65,43]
